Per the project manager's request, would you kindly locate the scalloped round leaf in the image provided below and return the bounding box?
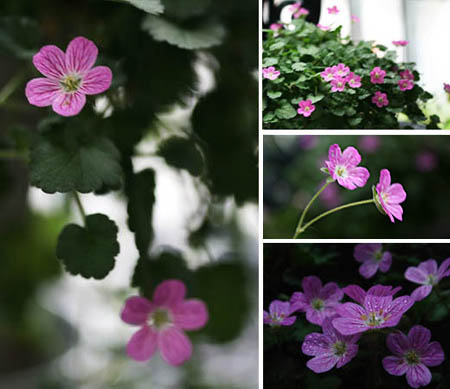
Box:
[275,103,296,120]
[142,15,226,49]
[56,214,120,279]
[122,0,164,14]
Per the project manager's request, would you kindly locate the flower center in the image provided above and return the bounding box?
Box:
[374,251,383,261]
[335,165,347,178]
[362,310,386,327]
[404,350,420,365]
[311,298,324,311]
[60,74,82,93]
[333,341,347,357]
[426,274,437,286]
[148,308,172,330]
[305,106,310,111]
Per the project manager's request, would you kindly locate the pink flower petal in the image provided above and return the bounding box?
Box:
[382,356,408,376]
[121,296,154,325]
[384,203,403,222]
[80,66,112,95]
[153,280,186,308]
[126,325,158,362]
[336,343,358,367]
[172,299,208,330]
[406,364,432,389]
[52,92,86,117]
[158,327,193,366]
[359,261,379,279]
[302,276,323,299]
[405,266,428,284]
[411,285,432,301]
[354,244,381,263]
[418,259,438,275]
[327,144,342,166]
[302,333,331,356]
[306,308,327,325]
[386,183,407,203]
[347,166,370,188]
[33,45,67,79]
[408,325,431,351]
[379,252,392,272]
[342,285,366,305]
[25,77,61,107]
[421,341,445,366]
[341,146,361,166]
[65,36,98,74]
[306,354,337,373]
[437,258,450,279]
[319,282,343,301]
[386,331,410,355]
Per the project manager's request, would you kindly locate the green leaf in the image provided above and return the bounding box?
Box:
[269,41,285,51]
[348,116,363,126]
[275,103,297,120]
[56,214,120,279]
[157,136,204,176]
[142,15,225,49]
[267,91,282,99]
[292,62,307,72]
[121,0,164,14]
[306,94,325,104]
[263,57,278,67]
[29,122,123,194]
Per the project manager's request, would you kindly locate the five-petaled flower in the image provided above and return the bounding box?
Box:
[120,280,208,366]
[392,40,409,47]
[399,79,414,91]
[400,70,414,80]
[372,91,389,108]
[290,275,343,325]
[332,63,350,78]
[370,66,386,84]
[404,258,450,301]
[382,325,444,388]
[328,6,339,14]
[297,99,316,117]
[354,243,392,279]
[346,72,362,88]
[25,36,112,117]
[263,300,297,326]
[324,144,370,190]
[375,169,407,223]
[320,67,335,81]
[263,66,280,80]
[302,316,360,373]
[330,77,347,92]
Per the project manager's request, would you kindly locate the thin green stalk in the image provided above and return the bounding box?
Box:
[73,192,87,223]
[292,181,331,238]
[294,198,374,238]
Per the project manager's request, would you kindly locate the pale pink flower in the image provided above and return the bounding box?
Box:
[351,15,360,23]
[25,36,112,117]
[297,100,316,117]
[121,280,208,365]
[370,66,386,84]
[317,24,330,31]
[324,144,370,190]
[320,67,335,82]
[346,72,361,88]
[393,40,409,46]
[399,70,414,80]
[262,66,280,80]
[270,23,283,31]
[328,6,339,15]
[375,169,407,223]
[330,77,347,92]
[398,79,414,91]
[372,91,389,108]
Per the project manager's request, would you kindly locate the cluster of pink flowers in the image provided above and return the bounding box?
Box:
[320,63,362,92]
[398,69,415,91]
[262,66,280,80]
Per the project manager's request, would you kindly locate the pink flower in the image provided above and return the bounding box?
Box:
[332,63,350,78]
[262,66,280,80]
[370,66,386,84]
[375,169,407,223]
[317,24,330,31]
[330,77,347,92]
[324,144,370,190]
[290,276,343,326]
[270,23,283,31]
[392,40,409,46]
[264,300,297,326]
[328,6,339,15]
[25,36,112,117]
[351,15,360,23]
[320,67,335,81]
[372,91,389,108]
[294,8,310,18]
[289,2,303,12]
[297,99,316,117]
[120,280,208,365]
[399,69,414,80]
[358,135,381,153]
[444,83,450,93]
[354,243,392,279]
[346,72,361,88]
[398,79,414,91]
[302,316,360,373]
[415,151,438,172]
[404,258,450,301]
[382,326,444,388]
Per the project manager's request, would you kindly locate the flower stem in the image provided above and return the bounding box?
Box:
[294,198,374,238]
[293,181,331,238]
[73,192,86,223]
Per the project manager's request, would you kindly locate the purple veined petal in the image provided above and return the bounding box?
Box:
[437,258,450,280]
[347,166,370,188]
[121,296,154,325]
[368,285,400,297]
[80,66,112,95]
[382,356,408,376]
[302,276,323,299]
[378,169,391,192]
[65,36,98,74]
[411,285,433,301]
[269,300,291,317]
[336,342,358,368]
[126,325,158,362]
[341,146,362,167]
[386,183,407,203]
[342,285,366,305]
[306,354,337,373]
[153,280,186,308]
[379,252,392,272]
[332,317,368,335]
[321,316,337,337]
[25,77,61,107]
[302,332,331,356]
[327,144,342,166]
[336,175,357,190]
[418,259,438,276]
[405,266,428,285]
[158,327,193,366]
[290,292,308,312]
[280,316,297,326]
[364,294,392,314]
[306,307,327,325]
[408,325,431,352]
[52,92,86,117]
[32,45,67,79]
[172,299,208,331]
[405,364,432,389]
[386,331,410,355]
[384,203,403,222]
[377,192,394,223]
[354,244,381,263]
[384,296,414,326]
[359,261,379,279]
[335,302,366,319]
[319,282,343,302]
[421,341,445,367]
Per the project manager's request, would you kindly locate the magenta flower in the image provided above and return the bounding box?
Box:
[346,72,362,88]
[264,300,297,326]
[263,66,280,80]
[404,258,450,301]
[330,77,347,92]
[342,284,402,305]
[120,280,208,365]
[372,91,389,108]
[290,276,343,326]
[317,24,330,31]
[294,8,310,18]
[375,169,407,223]
[297,99,316,117]
[332,293,414,335]
[302,316,360,373]
[328,6,339,15]
[393,40,409,46]
[332,63,350,78]
[25,36,112,117]
[289,2,303,12]
[270,23,283,31]
[444,83,450,93]
[320,67,335,81]
[370,66,386,84]
[399,79,414,91]
[351,15,360,23]
[382,326,444,388]
[324,144,370,190]
[415,151,438,172]
[399,70,414,80]
[358,135,381,154]
[354,243,392,279]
